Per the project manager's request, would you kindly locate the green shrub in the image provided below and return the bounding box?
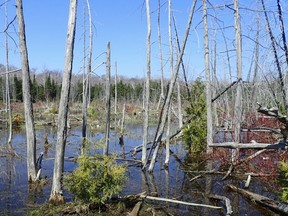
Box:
[64,155,127,204]
[88,106,98,119]
[49,106,58,114]
[182,79,207,153]
[279,161,288,202]
[12,113,24,126]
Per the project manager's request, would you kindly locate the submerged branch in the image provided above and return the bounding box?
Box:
[139,193,222,210]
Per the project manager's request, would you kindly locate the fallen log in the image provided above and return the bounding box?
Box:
[226,184,288,215]
[209,140,286,149]
[257,102,287,125]
[139,194,222,210]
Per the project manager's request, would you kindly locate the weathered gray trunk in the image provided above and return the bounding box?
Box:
[50,0,77,204]
[82,0,87,138]
[165,0,173,168]
[5,1,12,148]
[82,0,92,139]
[172,15,191,101]
[147,0,197,172]
[142,0,151,167]
[16,0,37,181]
[203,0,213,153]
[114,62,118,115]
[232,0,242,163]
[104,42,111,156]
[156,0,165,111]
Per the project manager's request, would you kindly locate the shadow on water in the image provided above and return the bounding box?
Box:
[0,124,285,215]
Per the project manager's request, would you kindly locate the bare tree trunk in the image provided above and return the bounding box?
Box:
[156,0,165,111]
[212,28,219,127]
[177,80,183,128]
[49,0,77,204]
[165,0,173,168]
[5,1,12,148]
[82,0,87,139]
[16,0,37,181]
[203,0,213,153]
[82,0,93,139]
[142,0,151,167]
[104,42,111,156]
[232,0,242,164]
[86,0,92,108]
[115,61,118,115]
[172,15,191,102]
[147,0,197,172]
[119,102,126,146]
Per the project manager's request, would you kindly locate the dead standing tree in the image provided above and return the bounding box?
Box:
[156,0,165,111]
[104,42,111,156]
[232,0,243,164]
[141,0,151,168]
[16,0,37,181]
[145,0,197,172]
[203,0,212,154]
[82,0,93,139]
[5,0,12,148]
[50,0,77,204]
[165,0,173,168]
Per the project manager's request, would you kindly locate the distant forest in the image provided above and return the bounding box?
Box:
[0,64,190,105]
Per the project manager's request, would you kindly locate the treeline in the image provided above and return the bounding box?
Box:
[0,69,181,104]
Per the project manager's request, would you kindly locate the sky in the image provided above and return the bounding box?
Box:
[1,0,200,79]
[0,0,287,80]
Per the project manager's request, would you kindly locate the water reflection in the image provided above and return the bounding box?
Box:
[0,124,284,215]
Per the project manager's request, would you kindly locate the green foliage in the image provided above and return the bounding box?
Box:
[12,113,24,126]
[49,106,58,114]
[87,104,99,120]
[279,161,288,202]
[14,75,23,102]
[45,74,59,101]
[64,155,127,204]
[182,79,207,153]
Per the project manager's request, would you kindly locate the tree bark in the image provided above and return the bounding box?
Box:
[104,41,111,156]
[16,0,37,182]
[232,0,242,164]
[164,0,173,168]
[5,1,12,148]
[172,15,191,102]
[203,0,213,153]
[156,0,165,111]
[114,61,118,115]
[49,0,77,204]
[82,0,92,139]
[142,0,151,167]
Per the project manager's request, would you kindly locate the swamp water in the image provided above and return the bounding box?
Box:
[0,124,284,215]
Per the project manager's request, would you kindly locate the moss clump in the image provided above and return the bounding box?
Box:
[64,155,127,204]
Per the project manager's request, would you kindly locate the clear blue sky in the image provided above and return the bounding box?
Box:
[1,0,199,79]
[0,0,284,80]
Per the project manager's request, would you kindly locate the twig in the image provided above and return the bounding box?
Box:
[208,194,232,215]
